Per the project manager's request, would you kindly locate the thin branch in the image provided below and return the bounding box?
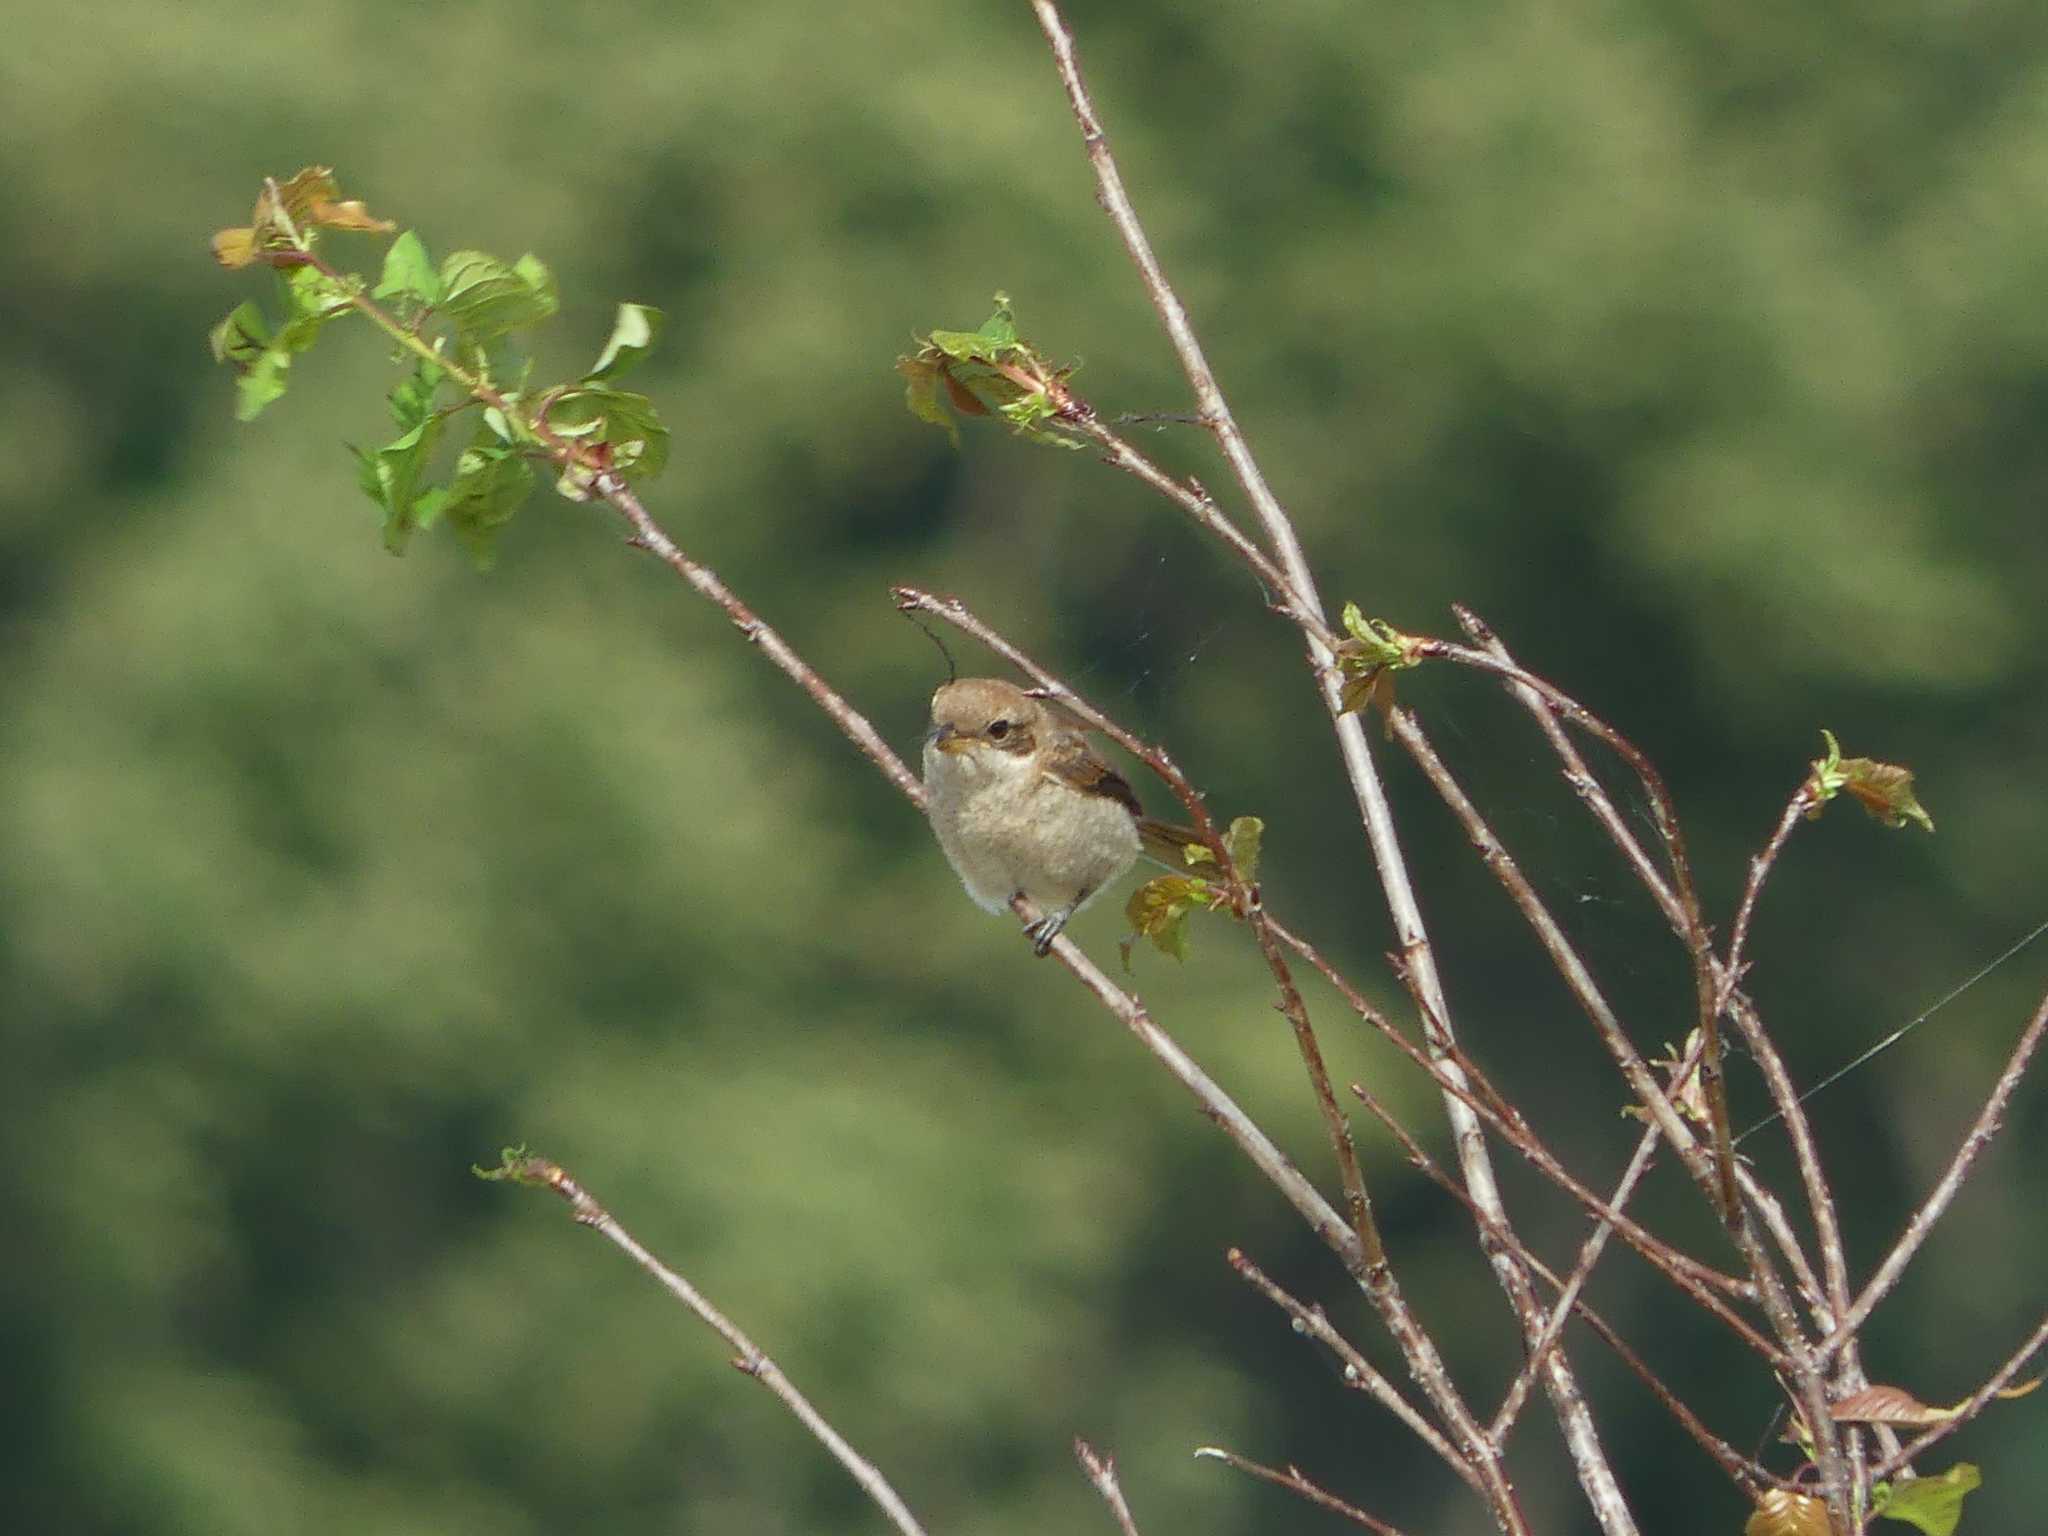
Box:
[1407,638,1739,1222]
[1033,916,1528,1527]
[597,475,922,803]
[1491,1116,1666,1443]
[1074,1440,1146,1536]
[1349,1091,1781,1494]
[1823,989,2048,1360]
[1194,1447,1415,1536]
[1722,788,1854,1329]
[1459,608,1857,1379]
[1385,707,1720,1200]
[498,1156,930,1536]
[1866,1309,2048,1483]
[1227,1247,1482,1490]
[1263,919,1773,1348]
[1029,12,1630,1522]
[1736,1164,1833,1335]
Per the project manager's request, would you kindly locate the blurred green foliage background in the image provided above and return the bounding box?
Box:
[5,3,2046,1533]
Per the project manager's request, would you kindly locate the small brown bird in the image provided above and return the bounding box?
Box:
[923,677,1187,956]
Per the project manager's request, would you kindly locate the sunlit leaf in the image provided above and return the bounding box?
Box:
[898,293,1082,449]
[388,356,444,432]
[233,347,292,421]
[353,416,447,555]
[1873,1464,1981,1536]
[210,226,261,269]
[926,292,1022,361]
[1124,873,1230,962]
[439,249,559,342]
[584,303,664,382]
[373,230,442,307]
[213,168,394,268]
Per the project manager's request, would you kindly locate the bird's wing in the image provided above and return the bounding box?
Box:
[1040,732,1143,818]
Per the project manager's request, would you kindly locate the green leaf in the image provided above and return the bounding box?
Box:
[234,347,293,421]
[996,389,1084,450]
[1224,816,1264,885]
[209,301,272,368]
[1873,1464,1981,1536]
[584,303,664,382]
[898,293,1083,449]
[209,303,293,421]
[1124,874,1228,962]
[373,230,442,306]
[388,356,444,432]
[927,293,1021,361]
[354,416,446,555]
[282,262,359,321]
[438,249,559,342]
[441,436,535,567]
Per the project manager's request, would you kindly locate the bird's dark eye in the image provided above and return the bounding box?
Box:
[987,719,1010,740]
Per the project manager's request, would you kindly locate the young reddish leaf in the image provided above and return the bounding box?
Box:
[1831,1385,1952,1427]
[212,168,394,268]
[1807,730,1934,831]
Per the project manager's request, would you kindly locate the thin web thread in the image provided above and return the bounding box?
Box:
[1733,913,2048,1145]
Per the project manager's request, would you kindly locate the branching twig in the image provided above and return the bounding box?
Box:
[1866,1310,2048,1482]
[1348,1092,1781,1493]
[1823,989,2048,1360]
[1028,17,1636,1520]
[1227,1248,1482,1489]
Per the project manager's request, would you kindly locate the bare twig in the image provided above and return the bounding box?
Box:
[1866,1309,2048,1483]
[1074,1440,1146,1536]
[1386,707,1719,1198]
[498,1156,930,1536]
[596,475,922,803]
[1823,989,2048,1360]
[1348,1092,1780,1493]
[1722,788,1853,1329]
[1027,17,1636,1518]
[1194,1446,1414,1536]
[1227,1248,1481,1489]
[1491,1118,1666,1442]
[1266,919,1774,1350]
[1407,636,1739,1223]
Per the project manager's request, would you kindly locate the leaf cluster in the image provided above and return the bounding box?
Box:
[209,168,671,566]
[897,293,1085,450]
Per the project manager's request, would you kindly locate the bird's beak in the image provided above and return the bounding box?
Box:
[927,721,971,754]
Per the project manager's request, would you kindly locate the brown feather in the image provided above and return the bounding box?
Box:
[1041,733,1143,818]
